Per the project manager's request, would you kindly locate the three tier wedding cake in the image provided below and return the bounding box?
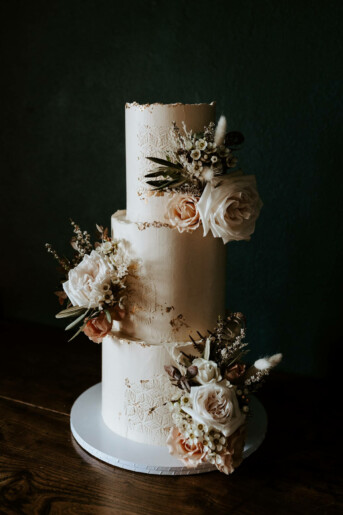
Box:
[47,101,281,475]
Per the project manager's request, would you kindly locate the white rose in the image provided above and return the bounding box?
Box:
[192,358,222,385]
[197,171,263,244]
[63,250,113,308]
[182,383,245,437]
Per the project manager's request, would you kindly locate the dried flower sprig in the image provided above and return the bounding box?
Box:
[178,313,282,412]
[144,117,244,193]
[45,243,71,273]
[70,219,93,265]
[164,365,198,393]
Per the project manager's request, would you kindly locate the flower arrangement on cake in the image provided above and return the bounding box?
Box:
[164,313,282,474]
[144,116,263,243]
[46,221,132,342]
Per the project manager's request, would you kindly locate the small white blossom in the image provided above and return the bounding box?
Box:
[188,160,203,177]
[98,241,113,254]
[116,263,128,279]
[184,139,193,151]
[196,138,207,150]
[191,149,201,160]
[181,395,191,406]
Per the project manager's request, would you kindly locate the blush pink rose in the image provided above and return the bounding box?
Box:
[216,425,246,475]
[165,194,201,233]
[167,427,208,468]
[183,383,246,437]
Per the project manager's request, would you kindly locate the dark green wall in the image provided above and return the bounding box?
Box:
[1,0,342,377]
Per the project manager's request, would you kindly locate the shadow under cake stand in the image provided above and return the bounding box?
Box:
[70,383,267,476]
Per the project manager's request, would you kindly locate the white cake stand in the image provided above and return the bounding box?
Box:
[70,383,267,475]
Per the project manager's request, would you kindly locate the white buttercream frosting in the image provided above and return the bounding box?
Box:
[111,210,226,343]
[101,101,229,448]
[102,333,194,446]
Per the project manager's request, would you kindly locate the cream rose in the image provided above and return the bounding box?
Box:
[165,194,201,233]
[192,358,222,385]
[183,383,245,437]
[197,171,263,244]
[63,250,113,308]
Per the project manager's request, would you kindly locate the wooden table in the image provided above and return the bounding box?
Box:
[0,321,341,514]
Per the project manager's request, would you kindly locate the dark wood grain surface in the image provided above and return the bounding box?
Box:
[0,320,341,515]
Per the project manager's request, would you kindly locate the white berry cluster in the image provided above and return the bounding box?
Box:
[169,396,228,457]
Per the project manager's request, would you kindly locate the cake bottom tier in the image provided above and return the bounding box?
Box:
[102,332,189,446]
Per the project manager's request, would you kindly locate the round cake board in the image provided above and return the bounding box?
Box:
[70,383,267,476]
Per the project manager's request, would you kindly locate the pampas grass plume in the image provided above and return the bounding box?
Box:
[214,115,227,146]
[254,353,283,371]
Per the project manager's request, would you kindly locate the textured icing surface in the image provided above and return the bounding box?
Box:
[112,210,226,343]
[102,334,190,446]
[125,102,216,223]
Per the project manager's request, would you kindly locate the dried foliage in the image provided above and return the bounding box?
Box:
[164,365,198,393]
[144,118,244,193]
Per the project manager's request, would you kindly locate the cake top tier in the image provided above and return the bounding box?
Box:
[125,101,216,223]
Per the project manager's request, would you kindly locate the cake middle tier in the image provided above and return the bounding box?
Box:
[112,210,226,343]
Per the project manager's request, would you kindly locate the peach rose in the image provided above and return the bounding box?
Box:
[83,312,112,343]
[167,427,208,468]
[216,425,246,475]
[165,194,201,233]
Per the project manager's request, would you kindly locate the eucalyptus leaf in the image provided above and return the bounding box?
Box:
[146,179,172,188]
[146,157,182,169]
[68,325,85,342]
[104,309,112,324]
[146,168,182,178]
[56,306,87,319]
[65,309,89,331]
[169,178,187,188]
[89,310,100,319]
[145,170,168,178]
